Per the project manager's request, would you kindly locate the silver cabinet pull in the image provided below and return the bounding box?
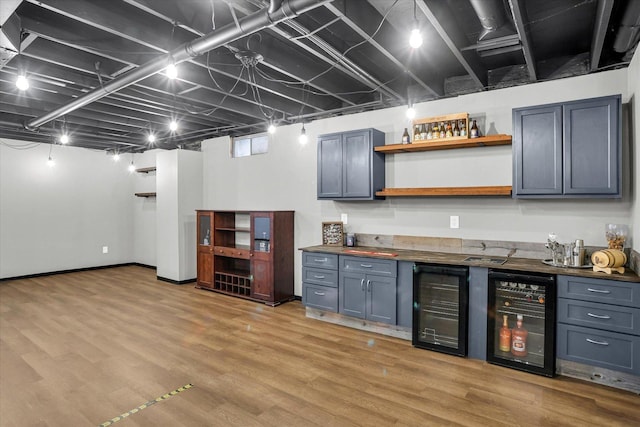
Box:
[587,312,611,319]
[313,275,325,279]
[360,278,365,291]
[314,257,328,263]
[587,288,611,294]
[366,279,371,292]
[313,291,325,296]
[586,338,609,346]
[360,264,373,268]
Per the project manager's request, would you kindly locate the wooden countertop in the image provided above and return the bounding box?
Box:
[300,245,640,283]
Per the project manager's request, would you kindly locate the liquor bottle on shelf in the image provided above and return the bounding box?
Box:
[439,122,446,139]
[460,119,467,137]
[453,120,460,137]
[432,122,439,139]
[499,314,511,352]
[420,124,427,140]
[414,125,421,142]
[511,314,528,357]
[402,127,411,144]
[445,121,453,138]
[426,123,433,140]
[470,119,479,138]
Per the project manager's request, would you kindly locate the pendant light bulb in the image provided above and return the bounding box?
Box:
[169,120,178,132]
[113,153,120,162]
[16,74,30,91]
[406,106,416,120]
[409,28,423,49]
[60,133,70,144]
[128,161,136,172]
[268,123,277,134]
[47,156,55,167]
[166,62,178,79]
[148,133,156,143]
[298,123,308,145]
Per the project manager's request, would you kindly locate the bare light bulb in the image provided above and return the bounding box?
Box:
[148,133,156,143]
[166,63,178,79]
[60,133,70,144]
[47,156,55,167]
[16,74,29,91]
[409,28,423,49]
[298,124,308,145]
[268,123,277,134]
[169,120,178,132]
[406,106,416,120]
[113,153,120,162]
[128,161,136,172]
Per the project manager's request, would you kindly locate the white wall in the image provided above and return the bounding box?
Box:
[132,150,159,267]
[0,141,134,278]
[156,149,202,281]
[202,67,635,296]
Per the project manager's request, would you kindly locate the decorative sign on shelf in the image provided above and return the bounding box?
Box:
[322,221,344,246]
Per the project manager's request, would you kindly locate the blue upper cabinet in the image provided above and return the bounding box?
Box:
[513,95,621,198]
[317,128,386,200]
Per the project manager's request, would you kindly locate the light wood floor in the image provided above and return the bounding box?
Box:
[1,265,638,426]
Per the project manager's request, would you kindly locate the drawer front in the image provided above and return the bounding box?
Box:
[557,324,640,375]
[303,284,338,312]
[302,252,338,270]
[557,275,640,308]
[340,256,397,277]
[302,267,338,287]
[214,246,251,259]
[558,298,640,336]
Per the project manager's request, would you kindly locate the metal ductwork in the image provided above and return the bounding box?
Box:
[469,0,513,41]
[25,0,331,131]
[613,0,640,56]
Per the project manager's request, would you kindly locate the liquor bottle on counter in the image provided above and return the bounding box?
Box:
[511,314,528,357]
[414,125,421,142]
[499,314,511,352]
[470,119,479,138]
[420,124,427,140]
[402,127,411,144]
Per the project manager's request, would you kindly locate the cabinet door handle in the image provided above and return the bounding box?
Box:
[366,279,371,292]
[586,338,609,346]
[313,275,325,279]
[360,264,373,268]
[587,312,611,320]
[360,278,365,291]
[313,291,325,296]
[314,258,328,263]
[587,288,611,294]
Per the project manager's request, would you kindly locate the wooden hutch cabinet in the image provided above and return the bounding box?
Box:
[196,210,294,306]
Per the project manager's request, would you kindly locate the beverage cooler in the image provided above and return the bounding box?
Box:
[413,264,469,357]
[487,270,556,377]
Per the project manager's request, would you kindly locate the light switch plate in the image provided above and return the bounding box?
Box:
[341,213,348,225]
[450,216,459,229]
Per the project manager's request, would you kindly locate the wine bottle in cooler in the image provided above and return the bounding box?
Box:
[511,314,528,357]
[499,314,511,352]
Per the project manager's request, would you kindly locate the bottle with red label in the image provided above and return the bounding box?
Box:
[511,314,528,357]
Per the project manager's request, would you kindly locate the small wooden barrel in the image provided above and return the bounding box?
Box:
[591,249,627,268]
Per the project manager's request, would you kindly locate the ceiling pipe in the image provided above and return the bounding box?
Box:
[25,0,331,131]
[613,0,640,54]
[468,0,513,41]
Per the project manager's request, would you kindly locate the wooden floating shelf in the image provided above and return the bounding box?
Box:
[215,227,250,233]
[376,186,513,197]
[134,192,157,197]
[135,166,156,173]
[375,134,512,154]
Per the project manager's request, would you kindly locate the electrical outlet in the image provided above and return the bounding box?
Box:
[102,246,109,254]
[341,213,348,225]
[449,216,460,229]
